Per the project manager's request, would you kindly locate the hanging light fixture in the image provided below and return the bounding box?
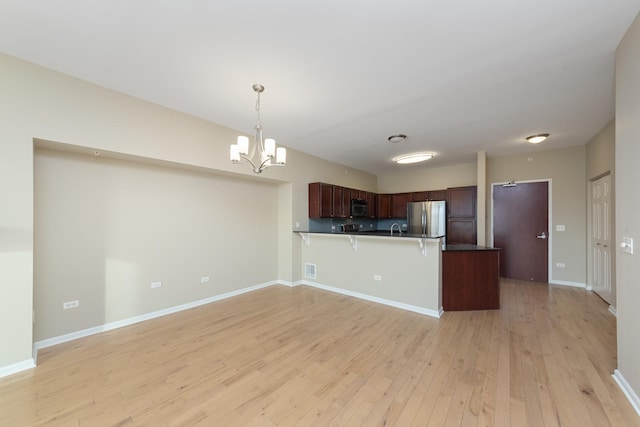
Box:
[230,84,286,174]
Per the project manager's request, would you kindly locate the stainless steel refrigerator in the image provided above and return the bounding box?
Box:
[406,201,446,237]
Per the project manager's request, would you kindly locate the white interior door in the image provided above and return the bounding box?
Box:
[591,175,612,304]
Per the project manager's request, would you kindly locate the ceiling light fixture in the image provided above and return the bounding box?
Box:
[230,84,286,174]
[395,153,434,164]
[526,133,549,144]
[388,134,407,143]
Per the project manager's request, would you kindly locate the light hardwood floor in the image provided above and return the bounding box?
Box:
[1,280,639,426]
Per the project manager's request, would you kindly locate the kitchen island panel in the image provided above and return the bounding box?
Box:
[442,249,500,311]
[298,233,443,317]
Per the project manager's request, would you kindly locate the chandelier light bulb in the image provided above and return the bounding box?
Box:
[237,136,250,155]
[230,144,240,162]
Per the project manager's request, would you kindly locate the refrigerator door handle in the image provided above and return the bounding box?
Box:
[422,207,427,234]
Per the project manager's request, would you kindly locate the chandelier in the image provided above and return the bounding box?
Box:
[229,84,286,174]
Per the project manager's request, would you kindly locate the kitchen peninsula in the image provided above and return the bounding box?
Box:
[296,229,501,317]
[296,230,445,317]
[303,182,499,316]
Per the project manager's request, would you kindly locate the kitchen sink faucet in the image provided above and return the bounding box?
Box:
[390,223,402,236]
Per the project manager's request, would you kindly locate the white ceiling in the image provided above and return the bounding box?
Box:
[1,1,639,175]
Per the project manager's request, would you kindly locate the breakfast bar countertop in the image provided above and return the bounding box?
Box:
[294,230,445,239]
[441,244,501,252]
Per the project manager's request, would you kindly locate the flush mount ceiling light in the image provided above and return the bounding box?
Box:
[229,84,286,174]
[526,133,549,144]
[395,153,434,164]
[387,134,407,143]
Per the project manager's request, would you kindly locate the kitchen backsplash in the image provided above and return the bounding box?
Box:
[308,218,408,233]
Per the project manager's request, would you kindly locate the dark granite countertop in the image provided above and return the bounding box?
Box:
[294,230,445,239]
[442,244,501,251]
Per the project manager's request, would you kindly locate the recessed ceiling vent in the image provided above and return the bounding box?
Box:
[304,263,317,280]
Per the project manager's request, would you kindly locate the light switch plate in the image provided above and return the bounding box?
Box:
[621,237,634,254]
[556,225,565,231]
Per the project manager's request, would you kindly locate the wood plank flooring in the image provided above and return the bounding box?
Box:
[1,279,639,426]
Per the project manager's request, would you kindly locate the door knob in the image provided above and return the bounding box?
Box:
[536,232,547,239]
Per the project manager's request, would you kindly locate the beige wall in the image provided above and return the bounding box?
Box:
[586,120,615,178]
[615,11,640,407]
[585,120,616,307]
[0,52,376,371]
[486,146,587,285]
[377,161,477,193]
[34,148,281,340]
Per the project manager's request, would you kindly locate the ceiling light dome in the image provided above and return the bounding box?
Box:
[395,153,434,164]
[526,133,549,144]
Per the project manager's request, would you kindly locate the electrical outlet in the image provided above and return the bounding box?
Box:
[556,262,565,268]
[63,300,79,310]
[374,275,382,281]
[150,281,162,289]
[200,276,210,283]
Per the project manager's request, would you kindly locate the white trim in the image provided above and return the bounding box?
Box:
[298,280,442,318]
[613,369,640,417]
[277,280,295,287]
[549,280,586,288]
[608,305,617,317]
[0,358,36,379]
[34,281,278,351]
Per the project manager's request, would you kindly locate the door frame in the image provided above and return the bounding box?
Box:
[489,179,553,283]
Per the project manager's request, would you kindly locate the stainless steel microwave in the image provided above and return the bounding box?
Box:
[350,199,368,217]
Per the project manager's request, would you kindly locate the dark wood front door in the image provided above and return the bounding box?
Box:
[493,181,548,282]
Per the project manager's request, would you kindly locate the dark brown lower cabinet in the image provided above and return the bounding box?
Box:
[442,248,500,311]
[447,219,476,244]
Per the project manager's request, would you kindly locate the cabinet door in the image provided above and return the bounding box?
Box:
[351,189,363,200]
[309,182,333,218]
[448,186,476,218]
[341,187,351,217]
[412,191,429,202]
[365,192,377,218]
[429,190,448,202]
[377,194,391,219]
[447,219,477,244]
[392,193,412,218]
[332,186,344,218]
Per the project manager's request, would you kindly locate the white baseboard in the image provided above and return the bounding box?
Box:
[608,305,617,317]
[613,369,640,417]
[298,280,442,318]
[34,281,278,351]
[549,280,586,288]
[0,358,35,379]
